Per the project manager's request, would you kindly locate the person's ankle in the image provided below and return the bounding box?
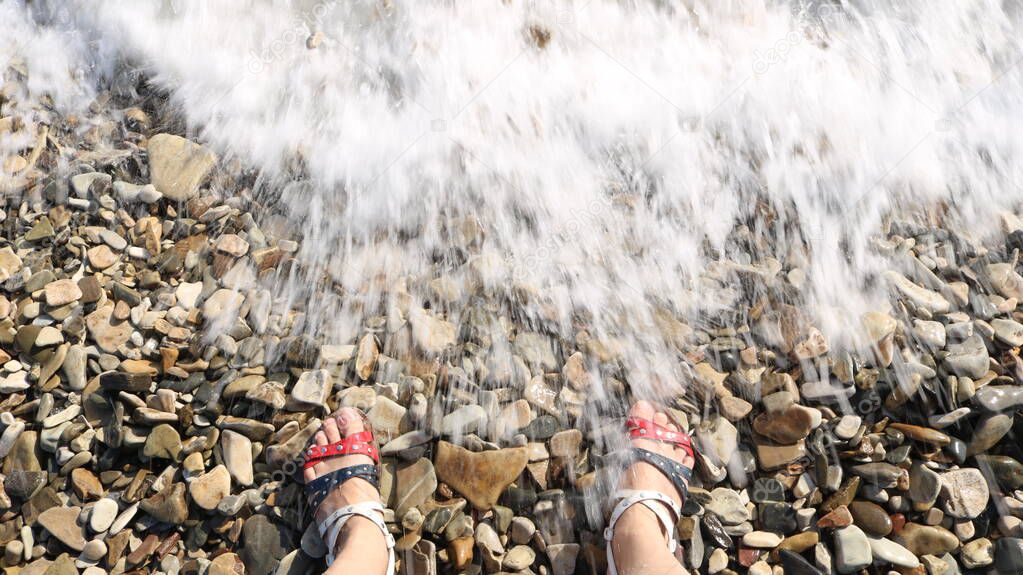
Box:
[334,514,387,557]
[615,503,670,544]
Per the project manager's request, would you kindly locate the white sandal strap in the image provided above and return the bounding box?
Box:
[604,489,681,575]
[318,501,396,570]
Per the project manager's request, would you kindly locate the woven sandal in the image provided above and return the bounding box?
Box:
[604,415,696,575]
[303,413,395,570]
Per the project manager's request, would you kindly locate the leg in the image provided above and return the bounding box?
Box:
[305,408,390,574]
[608,401,695,575]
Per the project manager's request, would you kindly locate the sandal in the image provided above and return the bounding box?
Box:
[604,414,696,575]
[303,412,396,570]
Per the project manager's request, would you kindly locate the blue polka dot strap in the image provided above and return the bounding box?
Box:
[305,464,380,512]
[631,447,691,504]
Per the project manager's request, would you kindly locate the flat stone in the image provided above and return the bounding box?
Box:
[851,462,904,488]
[37,506,85,551]
[752,405,816,443]
[175,281,203,309]
[779,548,824,575]
[926,472,978,524]
[883,271,950,313]
[0,421,25,459]
[994,537,1023,574]
[821,477,860,514]
[44,279,82,307]
[70,468,102,500]
[5,469,46,499]
[909,462,941,509]
[189,464,231,510]
[524,376,560,418]
[140,483,188,524]
[894,523,960,556]
[944,334,989,379]
[288,369,332,409]
[756,440,806,470]
[503,545,535,571]
[928,407,971,429]
[887,423,950,446]
[549,429,583,458]
[203,289,244,322]
[221,429,254,486]
[43,554,74,575]
[148,133,217,200]
[209,553,244,575]
[833,525,871,574]
[742,531,782,548]
[89,498,118,532]
[706,488,750,525]
[381,430,433,456]
[367,396,407,442]
[961,537,994,569]
[86,245,118,269]
[973,384,1023,412]
[974,455,1023,490]
[867,536,918,569]
[992,318,1023,346]
[697,416,739,470]
[833,415,861,440]
[78,539,107,564]
[816,505,853,529]
[85,305,133,353]
[409,308,457,354]
[216,233,249,257]
[435,441,527,510]
[239,515,286,575]
[440,404,487,437]
[547,543,579,575]
[967,413,1013,456]
[759,501,797,533]
[848,500,891,536]
[394,458,437,517]
[143,424,182,460]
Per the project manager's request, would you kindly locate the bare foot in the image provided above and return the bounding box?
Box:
[304,407,387,568]
[615,400,695,511]
[609,401,695,575]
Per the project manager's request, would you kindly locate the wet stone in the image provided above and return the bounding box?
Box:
[848,500,892,537]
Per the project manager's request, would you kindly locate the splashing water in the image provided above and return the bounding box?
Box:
[5,0,1023,402]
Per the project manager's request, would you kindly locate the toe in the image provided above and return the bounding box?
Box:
[336,407,366,436]
[303,431,330,481]
[314,430,329,446]
[653,411,669,427]
[629,400,657,421]
[323,413,342,443]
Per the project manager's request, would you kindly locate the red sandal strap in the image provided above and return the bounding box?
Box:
[302,430,379,469]
[626,416,695,458]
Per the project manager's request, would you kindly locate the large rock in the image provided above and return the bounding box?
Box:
[85,305,133,353]
[394,458,438,517]
[140,483,189,524]
[221,430,254,486]
[894,523,960,556]
[833,525,871,574]
[288,369,332,410]
[37,506,86,551]
[409,308,457,354]
[240,515,287,575]
[189,465,232,510]
[147,134,217,200]
[939,468,989,519]
[867,537,918,569]
[752,405,817,443]
[435,441,527,510]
